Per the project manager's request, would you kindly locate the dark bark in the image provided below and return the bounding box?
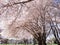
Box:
[38,39,42,45]
[42,26,46,45]
[42,32,46,45]
[38,39,46,45]
[37,36,46,45]
[58,43,60,45]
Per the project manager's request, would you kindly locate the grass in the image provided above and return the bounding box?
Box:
[0,44,58,45]
[47,44,57,45]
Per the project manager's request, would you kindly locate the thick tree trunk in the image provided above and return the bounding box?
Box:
[37,36,46,45]
[58,43,60,45]
[42,33,46,45]
[42,40,46,45]
[38,40,42,45]
[38,40,46,45]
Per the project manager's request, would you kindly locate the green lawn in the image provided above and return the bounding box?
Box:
[0,44,58,45]
[47,44,57,45]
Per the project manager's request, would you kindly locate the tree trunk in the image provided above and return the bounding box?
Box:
[58,43,60,45]
[42,33,46,45]
[38,40,46,45]
[42,40,46,45]
[38,36,46,45]
[38,40,42,45]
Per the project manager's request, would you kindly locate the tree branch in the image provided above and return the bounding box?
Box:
[1,0,33,8]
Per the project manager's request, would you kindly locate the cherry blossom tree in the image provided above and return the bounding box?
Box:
[1,0,60,45]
